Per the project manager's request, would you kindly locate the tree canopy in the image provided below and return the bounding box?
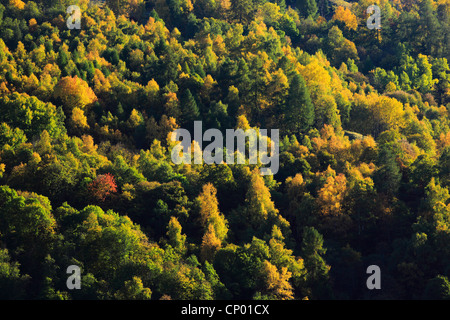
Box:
[0,0,449,300]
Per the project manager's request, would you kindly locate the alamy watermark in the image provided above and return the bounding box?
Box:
[170,121,279,176]
[66,5,81,30]
[66,265,81,290]
[64,4,381,31]
[367,5,381,30]
[366,265,381,290]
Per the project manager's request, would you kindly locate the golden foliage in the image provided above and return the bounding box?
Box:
[9,0,25,10]
[53,76,97,111]
[261,260,294,300]
[197,183,228,241]
[200,224,222,262]
[71,107,89,131]
[332,6,358,31]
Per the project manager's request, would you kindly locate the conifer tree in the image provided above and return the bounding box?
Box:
[373,146,401,198]
[301,226,332,299]
[284,73,314,136]
[180,89,200,128]
[296,0,318,18]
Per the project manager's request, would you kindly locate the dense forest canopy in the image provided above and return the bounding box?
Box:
[0,0,450,300]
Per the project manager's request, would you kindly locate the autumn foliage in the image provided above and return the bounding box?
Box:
[0,0,449,301]
[88,173,118,202]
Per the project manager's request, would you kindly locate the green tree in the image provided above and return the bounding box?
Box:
[0,186,57,280]
[0,93,64,139]
[0,248,30,299]
[114,277,152,300]
[431,57,450,105]
[296,0,318,18]
[284,73,314,135]
[423,275,450,300]
[180,89,200,128]
[373,146,402,197]
[0,123,27,149]
[418,0,442,56]
[230,0,254,23]
[301,226,332,299]
[167,216,187,255]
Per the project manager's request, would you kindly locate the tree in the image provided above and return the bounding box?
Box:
[197,183,228,241]
[423,275,450,300]
[367,95,405,137]
[373,146,401,198]
[235,169,292,242]
[284,73,314,135]
[0,248,30,299]
[439,146,450,187]
[167,216,187,254]
[53,76,97,112]
[315,95,341,130]
[70,107,89,134]
[9,0,26,11]
[0,122,27,149]
[316,0,330,18]
[0,186,57,277]
[418,0,442,56]
[114,276,152,300]
[180,89,200,128]
[296,0,318,18]
[301,226,332,299]
[105,0,144,17]
[332,6,357,31]
[200,224,222,262]
[415,54,438,94]
[325,26,358,66]
[416,178,450,234]
[245,169,278,226]
[258,260,294,300]
[0,93,65,139]
[88,173,118,202]
[431,57,450,105]
[316,171,351,238]
[230,0,254,23]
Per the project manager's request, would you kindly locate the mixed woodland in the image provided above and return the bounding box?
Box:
[0,0,450,299]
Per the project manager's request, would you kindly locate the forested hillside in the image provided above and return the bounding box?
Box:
[0,0,450,300]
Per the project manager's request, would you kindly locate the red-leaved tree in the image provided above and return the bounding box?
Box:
[88,173,118,202]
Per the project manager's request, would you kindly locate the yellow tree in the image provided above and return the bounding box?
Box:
[53,76,97,112]
[145,79,160,106]
[70,107,89,134]
[260,260,294,300]
[167,216,187,254]
[369,95,405,137]
[200,224,222,262]
[245,168,277,224]
[285,173,306,219]
[9,0,25,10]
[163,91,180,119]
[92,69,111,95]
[332,6,358,31]
[197,183,228,241]
[243,168,292,238]
[316,169,351,237]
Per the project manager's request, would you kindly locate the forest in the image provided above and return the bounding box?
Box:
[0,0,449,300]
